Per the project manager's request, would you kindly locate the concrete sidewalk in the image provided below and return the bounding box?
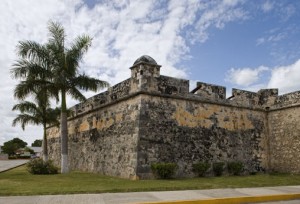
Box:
[0,159,28,172]
[0,186,300,204]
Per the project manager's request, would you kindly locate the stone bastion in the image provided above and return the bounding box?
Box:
[47,55,300,179]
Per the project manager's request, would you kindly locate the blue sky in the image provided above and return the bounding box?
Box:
[1,0,300,145]
[183,1,300,91]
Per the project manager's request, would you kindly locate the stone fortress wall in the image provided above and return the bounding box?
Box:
[47,55,300,179]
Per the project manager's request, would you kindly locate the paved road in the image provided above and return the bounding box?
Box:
[256,200,300,204]
[0,186,300,204]
[0,159,28,172]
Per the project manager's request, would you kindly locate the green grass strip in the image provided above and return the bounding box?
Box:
[1,166,300,196]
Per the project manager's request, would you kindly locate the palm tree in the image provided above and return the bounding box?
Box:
[11,41,59,162]
[12,97,60,161]
[46,22,109,173]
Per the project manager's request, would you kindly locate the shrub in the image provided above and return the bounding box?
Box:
[8,155,18,160]
[228,161,244,175]
[151,163,177,179]
[213,162,225,176]
[192,162,210,177]
[20,155,31,159]
[27,158,58,174]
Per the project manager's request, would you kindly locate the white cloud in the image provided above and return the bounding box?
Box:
[191,0,247,43]
[280,4,296,22]
[226,59,300,95]
[189,80,198,91]
[256,32,286,46]
[2,0,298,146]
[268,59,300,94]
[260,1,296,22]
[256,37,265,45]
[267,33,286,42]
[262,1,274,13]
[0,0,249,145]
[226,66,269,86]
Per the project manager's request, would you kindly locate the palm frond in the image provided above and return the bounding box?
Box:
[12,114,41,130]
[67,86,86,102]
[48,85,60,102]
[65,35,92,74]
[12,100,61,130]
[73,74,109,91]
[48,21,65,52]
[11,59,52,79]
[46,108,61,127]
[13,79,51,100]
[16,41,48,60]
[14,81,37,100]
[12,101,38,113]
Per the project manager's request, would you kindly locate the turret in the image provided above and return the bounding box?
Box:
[130,55,161,92]
[130,55,161,78]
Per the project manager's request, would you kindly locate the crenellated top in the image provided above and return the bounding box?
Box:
[272,90,300,109]
[227,88,278,109]
[69,56,300,117]
[188,79,300,110]
[71,79,131,117]
[191,82,226,100]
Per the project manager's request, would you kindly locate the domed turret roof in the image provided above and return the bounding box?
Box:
[133,55,157,65]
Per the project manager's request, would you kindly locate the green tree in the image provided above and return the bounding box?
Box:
[12,100,59,161]
[11,40,59,162]
[2,138,27,156]
[2,142,18,156]
[32,139,42,147]
[45,22,109,173]
[12,21,109,173]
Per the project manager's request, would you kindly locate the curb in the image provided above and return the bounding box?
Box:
[0,160,29,173]
[140,193,300,204]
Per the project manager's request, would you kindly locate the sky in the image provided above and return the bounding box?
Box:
[1,0,300,146]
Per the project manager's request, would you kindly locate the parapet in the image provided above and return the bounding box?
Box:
[272,90,300,109]
[70,56,190,117]
[157,75,189,96]
[228,88,278,109]
[69,56,300,117]
[191,82,226,100]
[229,89,260,107]
[71,79,131,117]
[257,89,278,108]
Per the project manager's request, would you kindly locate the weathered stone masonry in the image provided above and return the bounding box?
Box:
[47,55,300,179]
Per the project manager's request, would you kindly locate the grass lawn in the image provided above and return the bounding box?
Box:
[1,165,300,196]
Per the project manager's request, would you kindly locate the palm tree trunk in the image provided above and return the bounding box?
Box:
[42,124,48,162]
[61,90,69,173]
